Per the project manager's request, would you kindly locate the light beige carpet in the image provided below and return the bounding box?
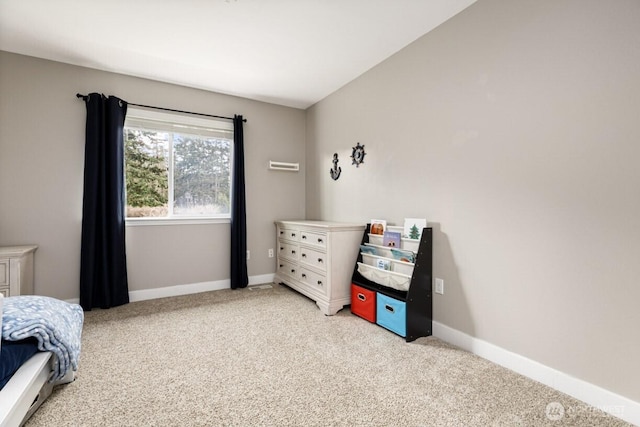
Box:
[26,284,629,426]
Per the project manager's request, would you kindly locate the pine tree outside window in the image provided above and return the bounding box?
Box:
[124,108,233,223]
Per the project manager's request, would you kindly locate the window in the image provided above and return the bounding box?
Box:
[124,108,233,222]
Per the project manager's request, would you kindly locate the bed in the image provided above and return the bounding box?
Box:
[0,294,83,427]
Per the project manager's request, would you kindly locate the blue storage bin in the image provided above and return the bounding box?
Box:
[376,293,406,337]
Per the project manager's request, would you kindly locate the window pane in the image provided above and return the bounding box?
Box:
[124,107,233,221]
[173,133,231,216]
[124,129,169,217]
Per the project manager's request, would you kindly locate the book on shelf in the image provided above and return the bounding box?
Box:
[370,219,386,235]
[382,231,401,248]
[403,218,427,240]
[390,248,415,263]
[376,258,391,271]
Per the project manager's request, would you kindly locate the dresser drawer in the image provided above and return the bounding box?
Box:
[278,242,299,261]
[278,227,300,242]
[277,259,298,279]
[300,230,326,248]
[0,260,8,287]
[376,293,407,338]
[299,246,327,272]
[299,267,327,295]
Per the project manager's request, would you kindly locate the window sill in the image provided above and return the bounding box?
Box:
[125,217,231,227]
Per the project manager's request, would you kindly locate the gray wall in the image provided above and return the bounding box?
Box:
[306,0,640,403]
[0,51,306,300]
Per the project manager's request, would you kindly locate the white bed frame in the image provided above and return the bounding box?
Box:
[0,295,73,427]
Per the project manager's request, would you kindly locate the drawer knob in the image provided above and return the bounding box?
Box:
[357,293,366,301]
[301,273,307,278]
[317,281,323,286]
[318,238,323,243]
[302,253,307,258]
[385,304,395,313]
[292,233,296,237]
[291,269,296,274]
[317,258,323,263]
[291,250,296,254]
[302,235,307,239]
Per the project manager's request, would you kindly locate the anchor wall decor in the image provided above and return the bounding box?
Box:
[330,153,341,180]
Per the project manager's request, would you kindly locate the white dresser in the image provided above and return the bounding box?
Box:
[274,220,365,315]
[0,245,37,297]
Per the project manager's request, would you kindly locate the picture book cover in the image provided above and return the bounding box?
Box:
[382,231,401,248]
[370,219,386,235]
[376,258,391,271]
[390,248,415,263]
[403,218,427,240]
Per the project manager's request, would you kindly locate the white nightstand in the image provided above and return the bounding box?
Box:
[0,245,38,297]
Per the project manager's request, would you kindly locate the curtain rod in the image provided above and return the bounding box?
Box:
[76,93,246,123]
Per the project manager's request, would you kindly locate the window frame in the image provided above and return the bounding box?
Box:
[123,107,234,226]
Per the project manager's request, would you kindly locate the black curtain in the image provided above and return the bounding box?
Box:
[79,93,130,310]
[230,115,248,289]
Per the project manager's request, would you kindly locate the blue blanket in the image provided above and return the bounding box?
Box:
[1,296,84,381]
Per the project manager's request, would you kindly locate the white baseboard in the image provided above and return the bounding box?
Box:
[128,279,230,302]
[65,273,276,305]
[127,273,276,302]
[433,321,640,426]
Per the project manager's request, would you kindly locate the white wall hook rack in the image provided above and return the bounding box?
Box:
[269,161,299,171]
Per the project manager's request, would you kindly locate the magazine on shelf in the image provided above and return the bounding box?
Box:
[370,219,386,235]
[382,231,401,248]
[403,218,427,240]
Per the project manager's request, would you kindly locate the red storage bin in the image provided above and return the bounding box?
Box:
[351,283,376,322]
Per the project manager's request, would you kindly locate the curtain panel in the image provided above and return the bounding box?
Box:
[230,115,248,289]
[79,93,130,310]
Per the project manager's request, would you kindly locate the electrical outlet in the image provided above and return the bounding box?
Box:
[246,250,250,260]
[268,248,274,258]
[435,278,444,295]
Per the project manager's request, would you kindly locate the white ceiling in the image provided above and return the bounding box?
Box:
[0,0,476,109]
